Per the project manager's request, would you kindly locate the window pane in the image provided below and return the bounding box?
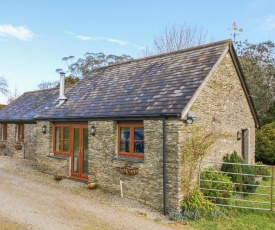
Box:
[18,124,24,141]
[134,127,144,153]
[55,127,61,151]
[63,140,69,152]
[2,124,7,140]
[63,127,70,139]
[120,127,130,152]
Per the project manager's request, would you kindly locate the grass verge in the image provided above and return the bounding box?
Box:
[190,177,275,229]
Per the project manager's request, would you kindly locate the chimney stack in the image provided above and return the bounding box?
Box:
[58,72,67,105]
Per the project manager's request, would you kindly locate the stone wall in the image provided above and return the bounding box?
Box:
[36,121,70,177]
[177,51,256,199]
[14,52,256,213]
[0,123,37,160]
[188,51,256,163]
[88,119,181,211]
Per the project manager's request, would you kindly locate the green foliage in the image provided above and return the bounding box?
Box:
[181,189,218,220]
[222,152,243,189]
[60,53,133,78]
[255,162,271,181]
[241,164,259,194]
[256,122,275,165]
[200,168,235,204]
[181,126,215,195]
[222,151,258,194]
[261,100,275,126]
[190,179,275,229]
[235,40,275,119]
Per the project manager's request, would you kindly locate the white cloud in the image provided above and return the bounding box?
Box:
[76,35,97,41]
[134,44,145,50]
[105,38,128,46]
[67,31,129,46]
[0,24,34,41]
[256,15,275,30]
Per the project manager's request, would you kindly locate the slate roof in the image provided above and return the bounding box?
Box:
[0,87,59,122]
[34,40,230,120]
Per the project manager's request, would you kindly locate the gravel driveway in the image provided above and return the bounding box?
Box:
[0,156,189,230]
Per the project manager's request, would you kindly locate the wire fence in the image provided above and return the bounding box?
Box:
[198,161,275,211]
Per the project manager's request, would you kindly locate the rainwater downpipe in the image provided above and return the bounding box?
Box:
[162,116,167,215]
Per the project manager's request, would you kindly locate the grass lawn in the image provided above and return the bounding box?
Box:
[190,177,275,229]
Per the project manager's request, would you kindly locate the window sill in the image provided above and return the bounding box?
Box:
[113,156,144,163]
[15,141,24,144]
[47,154,69,160]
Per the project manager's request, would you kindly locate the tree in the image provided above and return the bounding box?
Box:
[255,122,275,165]
[0,76,9,95]
[37,80,59,90]
[144,23,211,56]
[261,100,275,125]
[235,40,275,120]
[58,53,133,79]
[7,87,20,104]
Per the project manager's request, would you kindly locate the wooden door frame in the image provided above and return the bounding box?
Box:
[70,124,88,181]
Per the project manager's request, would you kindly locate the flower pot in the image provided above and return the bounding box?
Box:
[87,183,96,189]
[116,166,139,175]
[54,174,63,180]
[126,168,139,175]
[14,144,22,150]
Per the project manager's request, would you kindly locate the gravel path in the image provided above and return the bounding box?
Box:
[0,156,190,230]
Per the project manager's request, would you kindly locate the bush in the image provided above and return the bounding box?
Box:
[222,151,258,195]
[200,168,235,204]
[255,161,271,181]
[181,189,218,220]
[256,122,275,165]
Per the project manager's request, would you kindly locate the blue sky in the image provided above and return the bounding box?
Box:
[0,0,275,104]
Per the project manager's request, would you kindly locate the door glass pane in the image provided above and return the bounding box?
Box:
[73,128,80,173]
[55,127,61,151]
[134,127,144,153]
[120,127,130,152]
[83,128,88,174]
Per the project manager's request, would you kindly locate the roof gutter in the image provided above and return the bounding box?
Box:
[35,113,181,121]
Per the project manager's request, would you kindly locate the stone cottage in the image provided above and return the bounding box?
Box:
[0,40,259,213]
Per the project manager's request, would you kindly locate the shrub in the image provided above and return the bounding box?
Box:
[255,161,271,181]
[200,168,235,204]
[181,189,218,220]
[256,122,275,165]
[222,152,243,191]
[222,151,259,195]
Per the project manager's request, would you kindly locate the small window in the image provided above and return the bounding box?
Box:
[53,124,70,155]
[118,122,144,159]
[18,124,24,142]
[2,123,7,140]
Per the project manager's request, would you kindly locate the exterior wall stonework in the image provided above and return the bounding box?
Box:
[0,123,37,160]
[88,119,181,211]
[15,52,256,212]
[178,52,256,179]
[36,121,69,177]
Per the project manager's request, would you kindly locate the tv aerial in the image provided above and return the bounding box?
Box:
[228,21,243,43]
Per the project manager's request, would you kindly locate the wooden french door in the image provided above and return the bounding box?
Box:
[71,124,88,180]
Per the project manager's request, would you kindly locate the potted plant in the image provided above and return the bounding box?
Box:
[14,143,22,150]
